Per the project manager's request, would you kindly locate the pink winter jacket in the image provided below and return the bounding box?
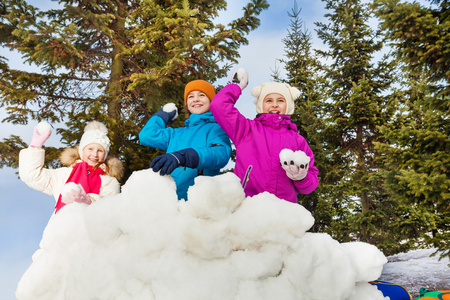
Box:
[210,84,319,203]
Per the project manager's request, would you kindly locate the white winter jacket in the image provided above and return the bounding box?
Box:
[19,147,123,205]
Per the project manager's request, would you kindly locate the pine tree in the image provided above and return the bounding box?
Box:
[0,0,269,180]
[275,0,337,233]
[373,0,450,259]
[315,0,398,247]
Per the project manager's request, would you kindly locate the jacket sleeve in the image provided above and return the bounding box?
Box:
[210,84,252,145]
[89,176,121,202]
[138,115,173,150]
[293,138,319,195]
[195,124,232,170]
[19,147,65,200]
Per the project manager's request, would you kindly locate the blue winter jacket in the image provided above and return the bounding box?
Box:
[139,112,232,200]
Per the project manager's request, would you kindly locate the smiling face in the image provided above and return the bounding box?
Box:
[82,143,106,166]
[186,90,211,115]
[262,93,287,114]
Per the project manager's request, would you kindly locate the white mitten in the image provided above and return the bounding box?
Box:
[231,68,248,90]
[61,183,92,205]
[162,102,178,121]
[279,149,311,181]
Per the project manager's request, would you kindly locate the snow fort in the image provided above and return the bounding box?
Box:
[16,169,388,300]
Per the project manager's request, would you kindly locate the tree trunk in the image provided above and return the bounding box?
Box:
[107,2,126,155]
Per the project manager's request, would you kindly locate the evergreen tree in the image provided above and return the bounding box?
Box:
[275,0,336,233]
[0,0,268,181]
[373,0,450,259]
[315,0,398,248]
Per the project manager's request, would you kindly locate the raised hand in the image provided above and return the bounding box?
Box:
[30,122,52,148]
[231,68,249,90]
[279,148,311,181]
[154,102,178,124]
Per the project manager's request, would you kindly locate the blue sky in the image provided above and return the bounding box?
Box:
[0,0,429,298]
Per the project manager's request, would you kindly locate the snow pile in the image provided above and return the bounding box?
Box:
[16,170,388,300]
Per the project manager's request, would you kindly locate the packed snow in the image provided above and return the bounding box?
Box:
[16,169,391,300]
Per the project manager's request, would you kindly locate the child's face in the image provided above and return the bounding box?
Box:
[187,90,211,114]
[262,93,287,114]
[82,143,106,166]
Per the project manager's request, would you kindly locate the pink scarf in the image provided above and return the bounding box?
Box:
[55,162,105,213]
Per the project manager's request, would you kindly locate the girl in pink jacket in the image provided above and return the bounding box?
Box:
[210,69,319,203]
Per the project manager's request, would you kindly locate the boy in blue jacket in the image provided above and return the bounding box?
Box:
[139,80,232,200]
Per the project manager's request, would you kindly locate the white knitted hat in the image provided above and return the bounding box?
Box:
[251,82,301,115]
[78,121,111,159]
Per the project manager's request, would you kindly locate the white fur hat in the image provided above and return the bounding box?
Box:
[251,82,301,115]
[78,121,111,159]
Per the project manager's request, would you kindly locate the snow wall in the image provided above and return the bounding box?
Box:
[16,169,388,300]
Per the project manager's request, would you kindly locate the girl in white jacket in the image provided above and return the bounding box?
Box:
[19,121,123,213]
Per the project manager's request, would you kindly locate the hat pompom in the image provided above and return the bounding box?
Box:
[84,120,108,134]
[250,85,262,99]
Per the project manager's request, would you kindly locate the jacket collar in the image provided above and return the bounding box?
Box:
[255,113,297,131]
[185,112,216,127]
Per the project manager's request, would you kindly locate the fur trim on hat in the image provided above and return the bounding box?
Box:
[60,147,80,166]
[251,82,301,115]
[60,146,123,180]
[106,156,124,181]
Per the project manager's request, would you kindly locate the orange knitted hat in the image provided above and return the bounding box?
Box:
[184,80,216,104]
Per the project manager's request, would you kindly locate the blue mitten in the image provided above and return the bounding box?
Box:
[154,103,178,124]
[150,148,199,175]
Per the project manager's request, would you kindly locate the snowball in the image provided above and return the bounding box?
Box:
[36,121,51,135]
[279,148,293,162]
[293,149,310,166]
[162,103,178,120]
[236,68,247,81]
[162,102,177,113]
[60,182,80,198]
[279,148,310,166]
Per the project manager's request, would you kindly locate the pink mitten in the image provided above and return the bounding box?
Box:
[30,122,52,148]
[62,184,92,205]
[61,192,75,204]
[279,149,310,181]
